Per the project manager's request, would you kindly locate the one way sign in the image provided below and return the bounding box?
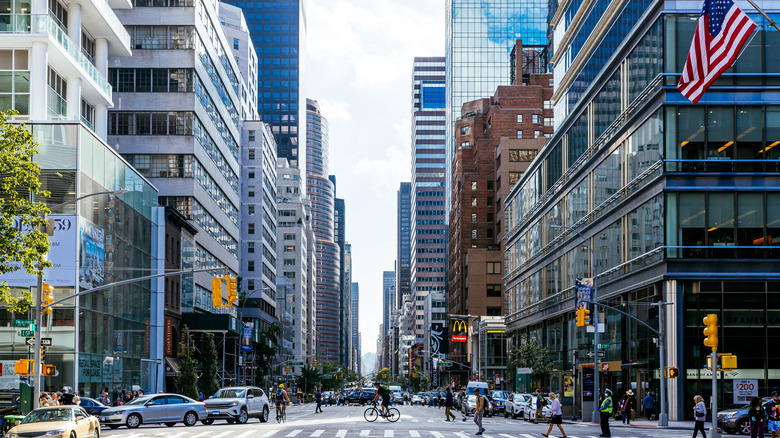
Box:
[26,338,52,346]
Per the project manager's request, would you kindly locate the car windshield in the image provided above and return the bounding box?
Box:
[213,389,247,398]
[492,391,505,399]
[125,396,152,406]
[22,408,73,423]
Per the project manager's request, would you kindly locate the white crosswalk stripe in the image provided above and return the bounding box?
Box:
[431,432,445,438]
[384,430,395,437]
[336,430,347,438]
[360,430,371,437]
[234,431,256,438]
[261,430,279,437]
[410,431,421,437]
[184,432,212,438]
[500,434,516,438]
[286,431,302,437]
[453,433,470,438]
[310,430,324,437]
[521,434,538,438]
[208,432,233,438]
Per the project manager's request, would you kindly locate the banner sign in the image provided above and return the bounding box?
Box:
[430,323,444,356]
[241,322,253,352]
[1,215,77,287]
[79,219,105,290]
[575,278,594,325]
[451,318,468,343]
[733,379,758,403]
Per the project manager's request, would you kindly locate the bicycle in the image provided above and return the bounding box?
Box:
[275,403,286,423]
[364,401,400,422]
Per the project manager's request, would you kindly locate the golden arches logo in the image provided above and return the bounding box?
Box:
[452,320,468,334]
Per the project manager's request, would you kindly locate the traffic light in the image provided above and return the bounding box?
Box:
[313,359,317,367]
[41,282,53,315]
[575,306,591,327]
[703,313,718,351]
[665,366,679,378]
[14,359,32,375]
[40,346,45,363]
[285,366,290,373]
[211,277,223,308]
[41,364,57,377]
[227,277,238,304]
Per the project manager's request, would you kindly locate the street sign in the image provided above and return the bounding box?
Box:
[13,319,34,327]
[26,338,52,346]
[438,361,453,367]
[289,362,304,366]
[17,330,35,337]
[586,351,606,358]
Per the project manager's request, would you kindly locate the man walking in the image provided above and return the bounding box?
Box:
[642,391,655,420]
[600,389,614,437]
[534,389,545,424]
[474,388,486,435]
[444,386,457,421]
[314,388,323,413]
[767,392,780,438]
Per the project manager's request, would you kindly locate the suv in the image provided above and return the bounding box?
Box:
[203,386,270,424]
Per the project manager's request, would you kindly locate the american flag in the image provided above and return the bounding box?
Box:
[677,0,757,103]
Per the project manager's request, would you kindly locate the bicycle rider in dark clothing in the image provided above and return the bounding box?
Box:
[372,382,391,416]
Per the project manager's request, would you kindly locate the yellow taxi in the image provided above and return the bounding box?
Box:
[6,405,100,438]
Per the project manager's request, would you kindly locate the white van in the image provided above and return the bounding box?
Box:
[389,385,403,403]
[465,381,490,395]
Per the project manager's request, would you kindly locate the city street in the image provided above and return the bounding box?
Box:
[99,403,740,438]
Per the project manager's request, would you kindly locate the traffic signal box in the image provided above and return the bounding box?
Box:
[41,364,57,377]
[41,282,54,315]
[313,359,317,367]
[665,366,680,378]
[211,276,239,308]
[702,313,718,351]
[15,359,32,376]
[575,306,591,327]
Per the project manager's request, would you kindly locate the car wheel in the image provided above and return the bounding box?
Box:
[165,422,177,427]
[183,411,198,427]
[71,432,77,438]
[236,408,248,424]
[92,427,100,438]
[260,406,269,423]
[126,413,142,428]
[107,425,119,430]
[738,419,750,435]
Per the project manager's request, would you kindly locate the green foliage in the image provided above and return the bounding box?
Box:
[255,323,280,386]
[0,110,51,313]
[197,332,220,398]
[176,326,199,400]
[509,337,553,388]
[317,361,357,391]
[296,363,321,394]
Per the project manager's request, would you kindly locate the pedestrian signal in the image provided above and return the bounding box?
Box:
[665,366,679,378]
[41,364,57,377]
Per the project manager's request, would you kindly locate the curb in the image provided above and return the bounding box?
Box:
[577,422,696,430]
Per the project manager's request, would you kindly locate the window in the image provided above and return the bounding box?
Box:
[460,141,470,149]
[544,117,554,126]
[509,149,538,162]
[516,114,523,123]
[487,197,493,207]
[284,259,295,266]
[284,245,295,252]
[247,242,255,253]
[487,262,502,274]
[534,130,542,138]
[233,38,239,49]
[487,181,493,190]
[486,284,501,297]
[471,213,477,223]
[284,233,296,241]
[460,126,470,135]
[248,168,255,178]
[471,181,477,191]
[248,261,255,272]
[248,186,255,197]
[532,114,542,124]
[248,130,255,141]
[487,307,502,316]
[549,78,554,86]
[247,223,255,234]
[247,279,254,291]
[517,130,523,139]
[471,197,477,207]
[247,205,255,216]
[544,100,553,109]
[248,149,255,159]
[471,229,477,239]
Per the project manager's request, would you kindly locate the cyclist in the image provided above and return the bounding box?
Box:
[372,382,391,417]
[276,384,290,417]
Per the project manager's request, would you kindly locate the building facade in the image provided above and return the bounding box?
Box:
[382,270,395,343]
[306,98,340,362]
[397,182,412,307]
[503,0,780,420]
[351,282,360,374]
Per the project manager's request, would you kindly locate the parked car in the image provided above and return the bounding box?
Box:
[204,386,270,424]
[718,397,773,435]
[490,390,509,413]
[6,406,100,438]
[524,395,553,422]
[505,393,531,419]
[78,397,109,416]
[411,394,424,405]
[461,394,495,417]
[99,393,207,429]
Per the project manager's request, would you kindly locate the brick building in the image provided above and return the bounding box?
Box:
[448,71,553,381]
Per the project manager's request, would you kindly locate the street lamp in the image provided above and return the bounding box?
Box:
[550,224,601,424]
[33,188,129,409]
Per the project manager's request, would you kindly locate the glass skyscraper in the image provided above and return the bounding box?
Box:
[445,0,548,209]
[226,0,307,170]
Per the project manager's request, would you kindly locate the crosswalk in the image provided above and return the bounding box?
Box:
[105,429,652,438]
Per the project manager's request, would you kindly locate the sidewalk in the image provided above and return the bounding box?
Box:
[566,419,701,430]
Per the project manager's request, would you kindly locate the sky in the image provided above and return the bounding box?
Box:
[306,0,445,356]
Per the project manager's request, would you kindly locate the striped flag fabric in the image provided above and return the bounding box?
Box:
[677,0,757,103]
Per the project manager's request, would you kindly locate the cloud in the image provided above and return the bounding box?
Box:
[316,99,351,122]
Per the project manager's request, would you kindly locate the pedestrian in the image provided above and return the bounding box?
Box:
[642,392,655,420]
[599,389,613,437]
[750,396,766,438]
[543,393,567,438]
[534,389,546,424]
[693,395,707,438]
[444,386,457,421]
[314,388,323,413]
[474,388,486,435]
[621,390,635,425]
[767,392,780,438]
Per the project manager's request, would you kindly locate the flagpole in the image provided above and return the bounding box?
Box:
[744,0,780,32]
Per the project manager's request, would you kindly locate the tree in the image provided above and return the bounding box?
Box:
[176,326,199,399]
[509,336,553,390]
[296,363,321,395]
[197,332,220,398]
[0,110,51,314]
[255,323,280,386]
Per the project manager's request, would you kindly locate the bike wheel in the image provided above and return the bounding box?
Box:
[386,408,400,422]
[364,408,378,422]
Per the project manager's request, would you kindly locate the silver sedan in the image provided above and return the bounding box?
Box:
[99,394,207,429]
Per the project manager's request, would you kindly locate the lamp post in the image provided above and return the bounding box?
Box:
[33,189,129,409]
[550,224,600,423]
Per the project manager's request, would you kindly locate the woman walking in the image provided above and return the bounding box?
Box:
[542,393,567,438]
[750,396,765,438]
[693,395,707,438]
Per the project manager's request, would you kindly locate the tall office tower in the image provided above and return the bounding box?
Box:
[331,181,351,367]
[445,0,548,210]
[409,57,447,368]
[219,3,259,121]
[276,158,316,364]
[397,182,412,307]
[382,270,396,341]
[225,0,306,172]
[306,98,340,362]
[111,0,249,326]
[240,121,279,330]
[351,282,360,373]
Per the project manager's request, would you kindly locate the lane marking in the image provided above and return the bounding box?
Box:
[286,431,302,437]
[208,432,233,438]
[431,432,445,438]
[336,430,347,438]
[261,431,279,437]
[360,430,371,437]
[410,431,421,437]
[234,431,256,438]
[522,434,538,438]
[385,430,395,437]
[184,432,213,438]
[454,432,470,438]
[500,434,516,438]
[311,430,324,437]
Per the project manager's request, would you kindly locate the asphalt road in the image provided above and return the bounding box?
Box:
[100,403,741,438]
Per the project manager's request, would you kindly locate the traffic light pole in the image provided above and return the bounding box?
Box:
[711,350,720,438]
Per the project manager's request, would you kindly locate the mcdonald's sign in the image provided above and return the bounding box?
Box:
[451,318,468,342]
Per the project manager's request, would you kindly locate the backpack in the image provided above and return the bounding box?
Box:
[277,389,283,398]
